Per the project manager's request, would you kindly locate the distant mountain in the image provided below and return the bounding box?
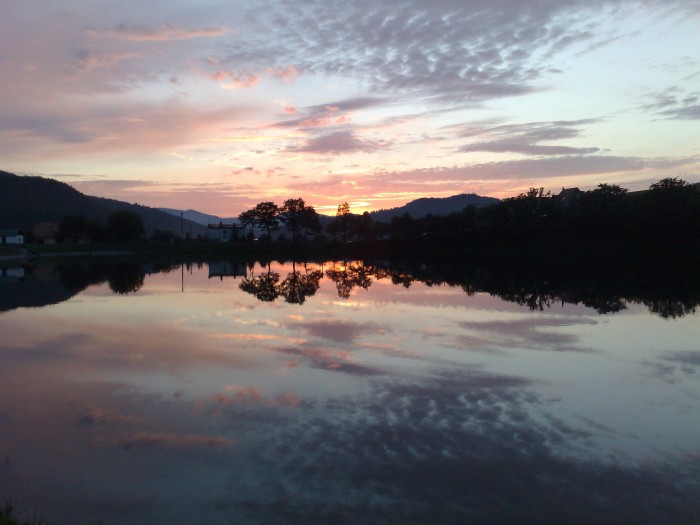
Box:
[160,208,238,227]
[0,170,207,237]
[370,193,499,222]
[160,193,500,230]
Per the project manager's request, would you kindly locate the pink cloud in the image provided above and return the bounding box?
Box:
[266,65,299,83]
[107,23,228,42]
[210,386,301,408]
[293,130,388,154]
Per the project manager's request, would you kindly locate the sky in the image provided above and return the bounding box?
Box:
[1,0,699,216]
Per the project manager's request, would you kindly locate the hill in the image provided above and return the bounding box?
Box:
[160,208,237,227]
[159,193,499,231]
[369,193,499,222]
[0,170,206,237]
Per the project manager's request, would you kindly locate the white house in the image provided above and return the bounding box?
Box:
[1,267,25,279]
[0,229,24,245]
[207,222,240,243]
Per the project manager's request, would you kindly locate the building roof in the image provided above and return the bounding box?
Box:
[556,187,582,199]
[207,223,240,229]
[32,222,59,238]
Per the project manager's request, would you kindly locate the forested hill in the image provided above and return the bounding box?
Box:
[0,170,206,236]
[370,193,499,222]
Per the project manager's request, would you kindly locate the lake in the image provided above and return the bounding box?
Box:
[1,259,699,524]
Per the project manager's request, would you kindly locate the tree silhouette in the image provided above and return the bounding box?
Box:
[280,198,320,244]
[107,210,144,242]
[327,202,353,242]
[238,209,257,240]
[107,263,145,294]
[252,202,280,240]
[325,261,374,299]
[278,261,323,304]
[239,262,281,301]
[57,213,89,243]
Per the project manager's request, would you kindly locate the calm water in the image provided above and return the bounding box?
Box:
[1,260,699,524]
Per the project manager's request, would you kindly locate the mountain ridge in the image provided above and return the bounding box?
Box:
[369,193,500,222]
[161,193,501,226]
[0,170,207,237]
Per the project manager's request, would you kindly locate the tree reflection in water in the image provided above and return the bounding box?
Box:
[239,261,281,302]
[240,261,323,305]
[279,262,323,305]
[235,259,700,319]
[325,261,377,300]
[2,259,698,319]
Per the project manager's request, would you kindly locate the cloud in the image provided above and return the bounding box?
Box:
[107,432,234,450]
[207,367,700,523]
[298,319,388,343]
[640,89,700,120]
[458,317,598,352]
[645,350,700,382]
[275,345,384,375]
[209,386,302,409]
[273,97,385,130]
[457,119,602,156]
[106,23,228,42]
[293,130,389,154]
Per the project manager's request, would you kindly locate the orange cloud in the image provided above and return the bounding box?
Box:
[210,386,301,408]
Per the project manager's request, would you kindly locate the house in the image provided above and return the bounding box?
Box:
[207,222,240,243]
[553,187,582,206]
[0,229,24,245]
[208,261,247,280]
[1,267,25,280]
[32,222,60,244]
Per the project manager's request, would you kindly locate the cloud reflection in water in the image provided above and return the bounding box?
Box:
[0,261,698,524]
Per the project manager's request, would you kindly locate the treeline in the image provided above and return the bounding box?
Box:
[55,210,146,243]
[50,177,699,250]
[236,178,700,251]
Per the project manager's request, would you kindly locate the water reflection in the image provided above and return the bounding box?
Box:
[239,261,323,304]
[0,260,699,524]
[3,259,700,318]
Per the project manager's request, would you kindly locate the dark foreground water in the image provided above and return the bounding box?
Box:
[1,260,699,524]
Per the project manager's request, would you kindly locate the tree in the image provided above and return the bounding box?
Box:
[279,198,308,244]
[238,209,257,240]
[592,183,628,197]
[252,202,280,240]
[57,213,88,243]
[327,202,353,242]
[644,177,698,239]
[299,206,322,240]
[107,210,144,242]
[650,177,690,191]
[354,212,376,242]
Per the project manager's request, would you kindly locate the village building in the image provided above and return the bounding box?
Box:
[553,187,583,206]
[0,229,24,245]
[32,222,60,245]
[208,261,247,280]
[207,222,240,243]
[1,267,25,280]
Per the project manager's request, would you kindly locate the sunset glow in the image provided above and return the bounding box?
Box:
[1,1,699,216]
